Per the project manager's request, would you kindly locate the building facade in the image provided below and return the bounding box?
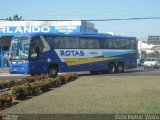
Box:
[148,36,160,45]
[0,20,98,68]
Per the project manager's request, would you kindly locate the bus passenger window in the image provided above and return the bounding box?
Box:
[64,37,79,49]
[130,40,137,49]
[80,38,100,49]
[31,36,44,56]
[108,39,116,49]
[55,37,64,48]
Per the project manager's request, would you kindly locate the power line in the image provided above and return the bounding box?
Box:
[25,16,160,21]
[1,16,160,21]
[86,17,160,21]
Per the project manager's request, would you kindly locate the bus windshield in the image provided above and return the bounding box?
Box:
[10,37,30,60]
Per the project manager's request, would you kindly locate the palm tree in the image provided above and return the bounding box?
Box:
[7,15,23,21]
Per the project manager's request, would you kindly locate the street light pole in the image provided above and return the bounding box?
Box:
[140,40,142,59]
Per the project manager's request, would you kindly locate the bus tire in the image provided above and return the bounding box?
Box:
[108,63,116,74]
[48,66,58,78]
[116,63,124,73]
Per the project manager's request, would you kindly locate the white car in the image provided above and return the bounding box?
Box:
[137,58,145,67]
[144,58,160,69]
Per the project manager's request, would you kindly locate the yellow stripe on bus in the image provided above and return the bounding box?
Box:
[64,57,121,66]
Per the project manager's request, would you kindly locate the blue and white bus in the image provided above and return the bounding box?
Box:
[9,32,137,77]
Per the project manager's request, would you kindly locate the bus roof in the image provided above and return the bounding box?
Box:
[14,32,136,39]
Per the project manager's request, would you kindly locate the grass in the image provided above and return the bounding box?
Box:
[3,75,160,114]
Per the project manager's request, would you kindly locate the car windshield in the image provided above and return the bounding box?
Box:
[10,37,30,60]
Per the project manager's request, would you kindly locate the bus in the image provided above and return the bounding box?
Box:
[9,32,137,77]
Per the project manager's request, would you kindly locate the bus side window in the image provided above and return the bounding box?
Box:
[107,39,115,49]
[112,40,118,49]
[80,38,100,49]
[117,39,129,49]
[64,37,80,49]
[55,37,64,49]
[104,39,108,49]
[31,36,44,57]
[44,36,64,49]
[80,38,88,49]
[130,40,137,49]
[94,39,100,49]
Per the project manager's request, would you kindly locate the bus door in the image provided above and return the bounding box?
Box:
[29,36,48,74]
[29,46,42,73]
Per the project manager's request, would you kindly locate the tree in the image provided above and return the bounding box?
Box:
[7,15,23,21]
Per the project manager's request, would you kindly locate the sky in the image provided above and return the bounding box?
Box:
[0,0,160,39]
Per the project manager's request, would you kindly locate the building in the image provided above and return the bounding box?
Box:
[138,40,160,59]
[0,20,98,68]
[148,36,160,45]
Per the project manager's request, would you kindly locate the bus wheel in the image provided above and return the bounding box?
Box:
[48,66,58,78]
[116,63,124,73]
[108,63,116,74]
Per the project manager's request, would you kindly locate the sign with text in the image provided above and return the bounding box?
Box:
[0,21,81,36]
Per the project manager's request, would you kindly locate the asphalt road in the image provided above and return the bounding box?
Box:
[0,67,160,80]
[78,67,160,76]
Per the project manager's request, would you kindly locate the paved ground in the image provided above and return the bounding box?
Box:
[0,67,160,80]
[0,68,28,80]
[0,68,9,73]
